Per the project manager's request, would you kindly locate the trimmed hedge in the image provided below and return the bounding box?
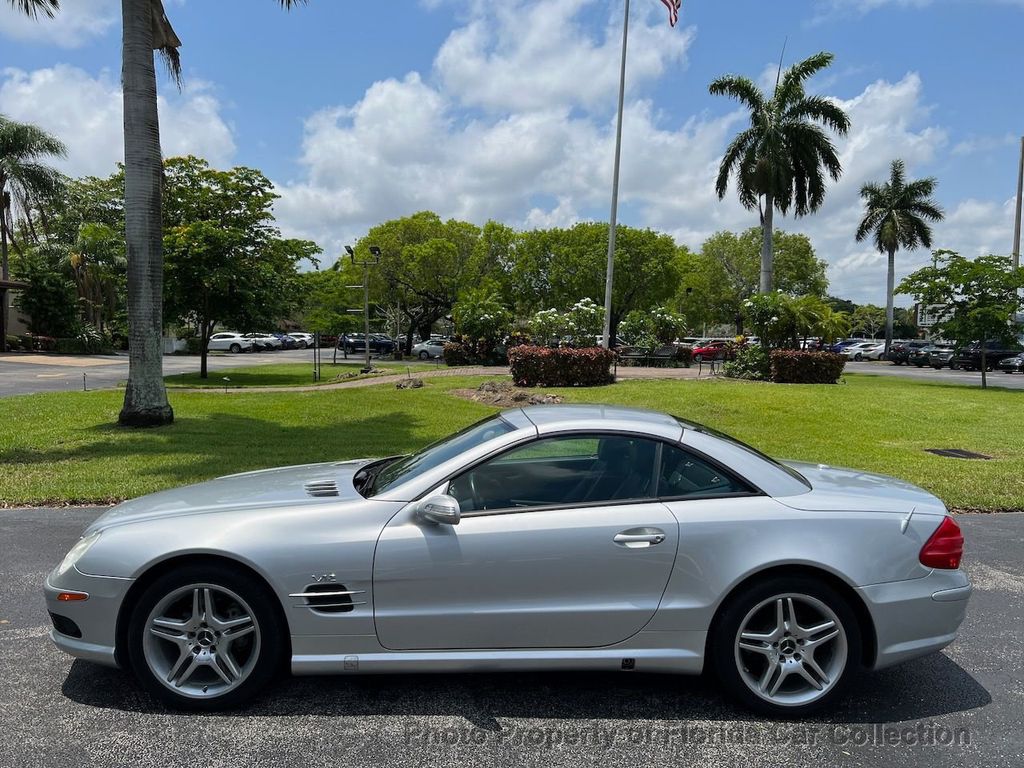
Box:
[508,345,615,387]
[769,350,846,384]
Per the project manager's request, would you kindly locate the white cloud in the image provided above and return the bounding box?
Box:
[0,0,118,48]
[0,65,236,177]
[434,0,691,113]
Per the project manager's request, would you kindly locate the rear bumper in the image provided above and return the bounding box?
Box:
[44,567,131,669]
[858,568,972,670]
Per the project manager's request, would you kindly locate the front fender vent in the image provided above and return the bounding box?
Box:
[305,479,339,497]
[289,583,365,614]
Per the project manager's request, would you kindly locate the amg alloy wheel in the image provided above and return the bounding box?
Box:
[128,564,283,710]
[712,576,860,716]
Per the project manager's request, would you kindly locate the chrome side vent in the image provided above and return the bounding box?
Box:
[289,583,365,613]
[305,479,339,497]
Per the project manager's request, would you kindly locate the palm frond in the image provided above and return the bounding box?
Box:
[777,51,835,105]
[5,0,58,19]
[784,95,850,135]
[714,128,756,200]
[708,75,766,114]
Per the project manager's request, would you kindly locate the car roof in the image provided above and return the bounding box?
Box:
[504,403,683,440]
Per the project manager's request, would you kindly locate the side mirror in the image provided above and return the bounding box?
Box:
[416,494,461,526]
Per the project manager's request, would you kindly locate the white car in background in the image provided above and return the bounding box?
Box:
[843,342,881,361]
[243,333,283,351]
[207,332,254,354]
[288,332,315,349]
[412,339,447,359]
[862,342,887,360]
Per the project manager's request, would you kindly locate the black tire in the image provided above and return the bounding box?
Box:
[126,563,285,711]
[694,354,703,362]
[854,353,862,361]
[418,350,430,359]
[710,575,862,718]
[229,343,241,354]
[298,341,308,349]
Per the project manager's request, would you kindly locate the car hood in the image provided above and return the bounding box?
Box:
[84,459,375,534]
[778,461,946,514]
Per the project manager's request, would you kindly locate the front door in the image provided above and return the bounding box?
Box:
[372,434,679,650]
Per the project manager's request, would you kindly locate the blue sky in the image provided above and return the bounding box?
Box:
[1,0,1021,304]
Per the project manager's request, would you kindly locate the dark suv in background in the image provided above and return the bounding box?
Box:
[888,340,931,365]
[950,340,1024,371]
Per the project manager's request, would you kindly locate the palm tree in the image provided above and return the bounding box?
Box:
[0,115,66,351]
[117,0,307,426]
[710,52,851,293]
[855,159,943,357]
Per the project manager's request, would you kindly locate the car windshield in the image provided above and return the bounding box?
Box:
[367,415,515,496]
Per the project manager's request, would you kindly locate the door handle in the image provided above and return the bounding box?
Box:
[613,528,666,548]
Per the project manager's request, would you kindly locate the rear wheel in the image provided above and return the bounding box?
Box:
[127,564,284,711]
[711,576,861,717]
[419,350,430,359]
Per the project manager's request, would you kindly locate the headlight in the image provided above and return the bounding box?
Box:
[56,532,101,577]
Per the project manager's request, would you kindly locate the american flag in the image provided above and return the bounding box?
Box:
[659,0,682,27]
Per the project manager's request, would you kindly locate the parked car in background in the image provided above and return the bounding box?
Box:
[207,332,254,354]
[860,342,886,360]
[927,344,956,369]
[243,333,283,351]
[287,332,315,349]
[412,339,446,359]
[887,340,930,365]
[842,342,880,361]
[692,340,734,362]
[997,353,1024,374]
[829,339,861,353]
[338,333,395,356]
[951,340,1024,371]
[907,342,951,367]
[272,333,299,350]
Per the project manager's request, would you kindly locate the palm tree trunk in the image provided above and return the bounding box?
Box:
[883,246,896,358]
[1,187,9,354]
[760,195,774,293]
[118,0,174,427]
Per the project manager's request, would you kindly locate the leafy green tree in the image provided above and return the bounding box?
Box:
[357,211,483,353]
[710,51,850,292]
[452,285,512,344]
[516,223,679,344]
[161,157,319,378]
[294,268,359,337]
[856,159,943,356]
[11,242,77,337]
[898,250,1024,388]
[0,114,66,350]
[851,304,885,338]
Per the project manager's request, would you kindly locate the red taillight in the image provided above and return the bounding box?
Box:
[919,515,964,569]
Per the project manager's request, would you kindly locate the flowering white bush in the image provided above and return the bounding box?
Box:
[528,298,605,347]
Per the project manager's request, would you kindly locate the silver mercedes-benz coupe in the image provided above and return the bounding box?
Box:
[45,404,971,715]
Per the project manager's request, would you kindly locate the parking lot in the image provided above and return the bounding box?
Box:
[1,506,1020,768]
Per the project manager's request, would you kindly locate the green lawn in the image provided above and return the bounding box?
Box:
[1,374,1021,510]
[164,361,444,388]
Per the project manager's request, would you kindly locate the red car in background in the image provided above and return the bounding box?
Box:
[691,340,735,362]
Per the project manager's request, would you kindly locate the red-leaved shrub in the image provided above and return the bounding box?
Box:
[508,345,615,387]
[769,350,846,384]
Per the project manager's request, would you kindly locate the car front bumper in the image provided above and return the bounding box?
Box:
[858,568,972,670]
[44,566,133,669]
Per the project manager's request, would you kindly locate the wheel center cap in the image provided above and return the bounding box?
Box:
[779,638,797,655]
[196,629,216,647]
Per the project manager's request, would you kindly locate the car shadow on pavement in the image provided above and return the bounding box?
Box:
[61,651,989,726]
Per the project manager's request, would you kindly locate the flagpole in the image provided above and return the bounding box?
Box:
[602,0,630,349]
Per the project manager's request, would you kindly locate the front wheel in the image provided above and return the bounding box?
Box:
[853,353,862,361]
[229,344,241,354]
[711,576,861,717]
[127,563,285,711]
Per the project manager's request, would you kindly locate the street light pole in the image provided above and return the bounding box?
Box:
[1013,135,1023,269]
[346,245,381,373]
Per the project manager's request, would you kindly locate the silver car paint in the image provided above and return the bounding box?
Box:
[46,404,971,680]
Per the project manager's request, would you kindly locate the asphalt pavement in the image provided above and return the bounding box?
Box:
[0,507,1020,768]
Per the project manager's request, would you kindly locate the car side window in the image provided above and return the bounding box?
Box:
[658,443,752,498]
[448,434,658,512]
